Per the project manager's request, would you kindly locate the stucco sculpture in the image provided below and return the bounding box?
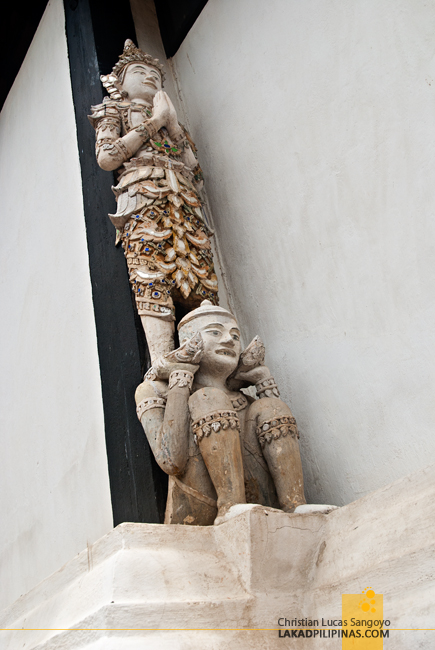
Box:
[89,40,217,363]
[135,300,308,525]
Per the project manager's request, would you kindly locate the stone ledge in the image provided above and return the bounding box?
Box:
[1,463,435,649]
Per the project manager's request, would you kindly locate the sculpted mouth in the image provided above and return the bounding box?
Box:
[216,349,237,357]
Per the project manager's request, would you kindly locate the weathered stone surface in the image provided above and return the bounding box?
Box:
[136,300,308,524]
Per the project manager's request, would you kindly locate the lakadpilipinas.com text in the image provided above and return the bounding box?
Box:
[277,617,390,639]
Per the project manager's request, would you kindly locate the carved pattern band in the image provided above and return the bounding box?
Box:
[134,120,157,141]
[136,299,175,319]
[192,410,240,444]
[168,370,194,391]
[256,416,298,448]
[102,138,131,163]
[255,376,280,399]
[136,397,167,420]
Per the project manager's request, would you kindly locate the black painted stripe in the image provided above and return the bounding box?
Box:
[64,0,167,525]
[155,0,209,58]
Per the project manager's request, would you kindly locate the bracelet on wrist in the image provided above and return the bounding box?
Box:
[134,124,150,142]
[168,369,194,391]
[134,120,158,142]
[255,376,280,399]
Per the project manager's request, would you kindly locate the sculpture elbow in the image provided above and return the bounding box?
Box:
[97,152,120,171]
[160,435,188,476]
[158,453,187,477]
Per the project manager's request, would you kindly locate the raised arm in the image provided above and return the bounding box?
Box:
[161,93,204,190]
[135,364,198,476]
[89,106,159,172]
[88,92,171,171]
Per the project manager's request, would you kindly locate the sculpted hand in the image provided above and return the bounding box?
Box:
[234,365,272,385]
[152,90,170,130]
[231,335,269,385]
[146,332,204,381]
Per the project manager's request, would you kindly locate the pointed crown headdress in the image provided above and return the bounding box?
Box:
[100,39,165,100]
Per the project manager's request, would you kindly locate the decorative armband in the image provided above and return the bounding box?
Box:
[192,410,240,444]
[255,376,280,399]
[136,396,167,421]
[134,120,158,142]
[101,139,131,163]
[256,415,298,448]
[168,369,194,391]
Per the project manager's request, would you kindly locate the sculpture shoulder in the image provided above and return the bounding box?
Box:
[87,99,129,128]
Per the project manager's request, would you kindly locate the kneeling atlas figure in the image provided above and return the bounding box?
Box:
[135,299,325,526]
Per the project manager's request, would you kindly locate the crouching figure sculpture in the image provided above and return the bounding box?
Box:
[135,299,308,525]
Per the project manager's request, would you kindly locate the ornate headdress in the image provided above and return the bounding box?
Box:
[100,39,165,100]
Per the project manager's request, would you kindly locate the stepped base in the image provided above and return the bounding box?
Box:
[1,465,435,649]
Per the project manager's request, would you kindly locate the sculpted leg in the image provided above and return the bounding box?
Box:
[247,397,306,512]
[189,387,246,522]
[140,314,175,364]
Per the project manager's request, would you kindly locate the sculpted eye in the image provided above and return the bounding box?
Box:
[232,334,240,341]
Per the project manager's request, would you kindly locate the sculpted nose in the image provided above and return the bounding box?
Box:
[220,332,235,346]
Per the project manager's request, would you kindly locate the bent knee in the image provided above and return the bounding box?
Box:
[247,396,293,423]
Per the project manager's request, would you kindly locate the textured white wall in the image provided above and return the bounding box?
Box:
[0,0,113,612]
[170,0,435,506]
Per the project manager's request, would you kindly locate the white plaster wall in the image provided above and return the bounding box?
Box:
[0,0,113,612]
[170,0,435,506]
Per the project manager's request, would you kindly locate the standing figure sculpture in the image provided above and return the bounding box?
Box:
[89,40,218,363]
[135,300,307,526]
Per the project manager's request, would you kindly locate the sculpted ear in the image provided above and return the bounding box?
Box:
[238,335,266,373]
[100,73,123,100]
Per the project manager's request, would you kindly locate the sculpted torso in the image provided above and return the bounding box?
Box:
[95,64,198,173]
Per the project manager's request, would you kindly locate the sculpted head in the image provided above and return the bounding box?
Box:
[118,62,162,102]
[178,301,241,378]
[100,39,164,102]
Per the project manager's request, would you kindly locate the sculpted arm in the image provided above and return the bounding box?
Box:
[135,368,196,476]
[89,91,171,171]
[93,114,161,172]
[161,93,204,189]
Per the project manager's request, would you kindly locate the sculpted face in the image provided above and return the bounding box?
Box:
[180,314,241,378]
[120,63,162,102]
